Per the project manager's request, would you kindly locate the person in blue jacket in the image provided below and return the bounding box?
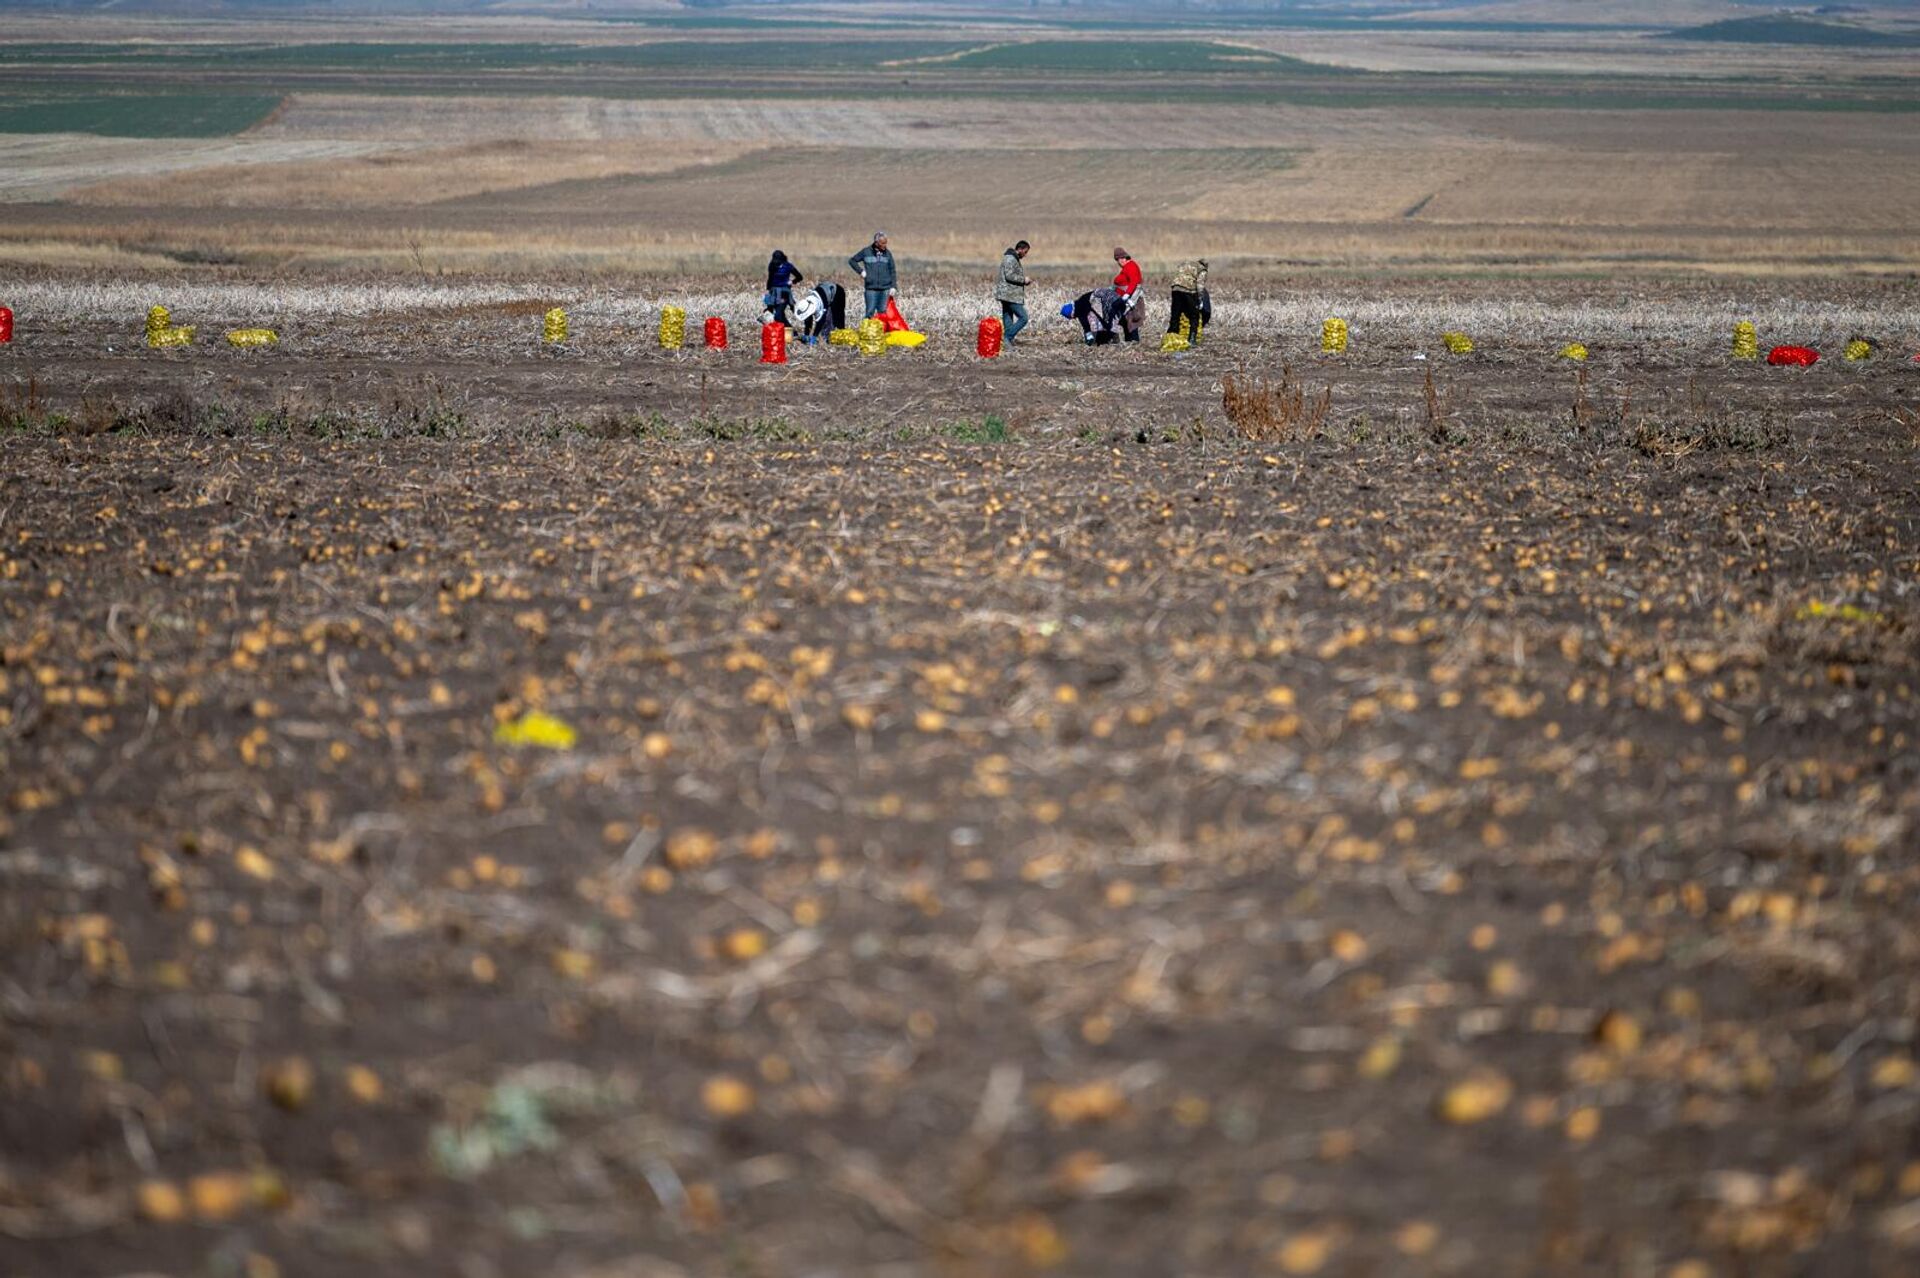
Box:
[848,232,897,320]
[765,250,804,324]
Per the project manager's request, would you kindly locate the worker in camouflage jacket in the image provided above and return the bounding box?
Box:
[1168,259,1210,341]
[994,240,1032,346]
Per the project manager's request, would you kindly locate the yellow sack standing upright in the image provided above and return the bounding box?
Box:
[658,306,687,350]
[1731,321,1759,360]
[226,329,278,348]
[1442,331,1474,354]
[1844,337,1874,362]
[1321,317,1348,354]
[856,318,885,357]
[543,307,569,345]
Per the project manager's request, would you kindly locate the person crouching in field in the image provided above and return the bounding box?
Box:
[790,281,847,344]
[1067,288,1125,346]
[1110,247,1145,343]
[765,250,804,325]
[1168,258,1210,342]
[996,240,1032,346]
[849,232,897,319]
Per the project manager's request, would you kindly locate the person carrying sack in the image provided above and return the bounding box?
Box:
[1169,258,1208,342]
[848,232,897,320]
[995,240,1032,346]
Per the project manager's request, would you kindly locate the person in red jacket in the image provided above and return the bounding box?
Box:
[1110,247,1145,342]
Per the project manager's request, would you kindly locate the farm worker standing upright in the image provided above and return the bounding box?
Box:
[1168,258,1209,340]
[849,232,897,320]
[765,250,804,325]
[995,239,1032,346]
[1110,247,1146,343]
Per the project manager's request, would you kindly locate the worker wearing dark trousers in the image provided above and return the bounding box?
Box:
[1168,259,1209,340]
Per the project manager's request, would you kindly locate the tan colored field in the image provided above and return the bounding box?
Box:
[4,6,1919,278]
[7,90,1915,276]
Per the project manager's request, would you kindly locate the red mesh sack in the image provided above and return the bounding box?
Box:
[879,298,911,334]
[760,321,787,365]
[1767,345,1818,366]
[0,307,12,344]
[704,317,728,350]
[977,317,1003,359]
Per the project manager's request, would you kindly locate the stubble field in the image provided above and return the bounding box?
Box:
[3,270,1920,1278]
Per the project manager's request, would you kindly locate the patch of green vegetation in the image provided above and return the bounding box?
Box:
[945,415,1010,443]
[582,411,810,443]
[1660,15,1919,47]
[947,39,1351,75]
[0,92,282,138]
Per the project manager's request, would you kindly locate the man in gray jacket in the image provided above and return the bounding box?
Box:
[848,232,897,320]
[995,240,1032,346]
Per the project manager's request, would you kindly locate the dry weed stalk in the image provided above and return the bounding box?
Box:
[1221,365,1330,442]
[1421,363,1455,444]
[1569,365,1595,434]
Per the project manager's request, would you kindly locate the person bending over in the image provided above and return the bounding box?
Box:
[790,281,847,344]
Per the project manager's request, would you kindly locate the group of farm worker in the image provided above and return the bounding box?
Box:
[760,234,1213,349]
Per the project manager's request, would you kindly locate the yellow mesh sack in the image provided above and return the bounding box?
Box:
[827,328,858,347]
[883,330,927,348]
[543,308,569,345]
[145,305,172,338]
[1731,321,1759,360]
[1160,332,1190,353]
[226,329,278,348]
[856,318,885,356]
[1844,339,1873,361]
[1442,332,1473,354]
[658,306,687,350]
[1321,318,1348,354]
[1558,343,1588,361]
[148,326,193,348]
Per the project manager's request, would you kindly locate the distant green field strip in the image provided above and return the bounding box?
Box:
[944,39,1355,74]
[0,40,973,72]
[0,93,282,138]
[1660,16,1920,47]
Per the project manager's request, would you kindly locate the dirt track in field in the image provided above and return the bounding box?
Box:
[3,277,1920,1278]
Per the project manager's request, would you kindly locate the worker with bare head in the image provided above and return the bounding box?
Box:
[849,232,897,320]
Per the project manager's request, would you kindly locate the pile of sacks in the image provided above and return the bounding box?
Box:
[146,305,193,348]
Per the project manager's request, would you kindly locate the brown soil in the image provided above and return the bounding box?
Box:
[2,292,1919,1278]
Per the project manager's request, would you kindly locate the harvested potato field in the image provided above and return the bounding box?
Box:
[2,271,1919,1278]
